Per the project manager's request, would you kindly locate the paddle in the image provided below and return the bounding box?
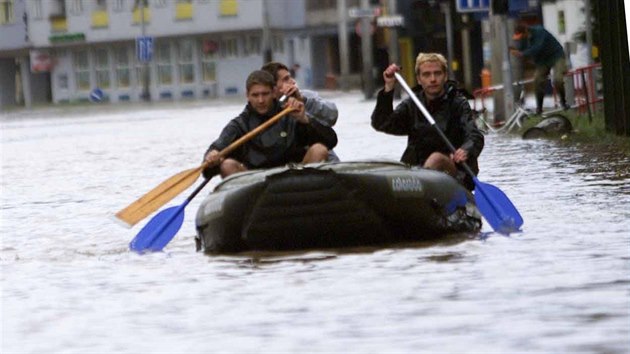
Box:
[393,72,523,234]
[129,177,210,252]
[115,105,295,228]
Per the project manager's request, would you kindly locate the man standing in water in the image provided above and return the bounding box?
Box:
[510,23,569,114]
[370,53,484,191]
[203,70,337,178]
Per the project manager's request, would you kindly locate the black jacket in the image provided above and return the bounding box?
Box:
[207,101,337,169]
[371,80,484,190]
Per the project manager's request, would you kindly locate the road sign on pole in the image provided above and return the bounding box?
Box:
[456,0,490,13]
[136,36,153,62]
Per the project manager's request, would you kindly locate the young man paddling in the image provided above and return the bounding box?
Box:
[370,53,484,191]
[203,70,337,178]
[261,61,340,162]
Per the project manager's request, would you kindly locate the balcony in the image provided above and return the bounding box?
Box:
[50,15,68,33]
[133,7,151,24]
[91,10,109,28]
[175,2,193,20]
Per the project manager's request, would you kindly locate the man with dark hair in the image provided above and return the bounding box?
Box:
[203,70,337,178]
[510,23,569,114]
[261,61,340,161]
[371,53,484,191]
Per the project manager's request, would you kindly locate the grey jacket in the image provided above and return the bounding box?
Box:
[302,90,340,161]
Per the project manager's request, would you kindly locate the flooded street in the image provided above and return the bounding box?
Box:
[1,91,629,353]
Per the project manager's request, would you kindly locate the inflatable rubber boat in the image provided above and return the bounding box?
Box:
[195,160,482,253]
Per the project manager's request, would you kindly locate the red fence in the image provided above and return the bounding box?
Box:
[472,63,603,116]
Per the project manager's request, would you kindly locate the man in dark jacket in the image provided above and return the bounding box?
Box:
[204,70,337,178]
[510,23,569,114]
[371,53,484,191]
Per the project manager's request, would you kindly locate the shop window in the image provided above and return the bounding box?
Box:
[178,39,195,83]
[115,47,130,88]
[244,35,261,56]
[157,42,172,85]
[74,50,90,91]
[220,37,238,58]
[94,48,110,89]
[201,39,218,82]
[272,35,284,54]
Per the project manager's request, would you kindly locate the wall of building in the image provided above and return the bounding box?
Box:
[0,0,27,51]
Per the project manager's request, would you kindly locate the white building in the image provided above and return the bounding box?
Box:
[1,0,361,109]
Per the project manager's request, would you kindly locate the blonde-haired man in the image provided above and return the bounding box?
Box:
[371,53,484,191]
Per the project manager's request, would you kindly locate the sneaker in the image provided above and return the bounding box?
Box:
[562,103,571,111]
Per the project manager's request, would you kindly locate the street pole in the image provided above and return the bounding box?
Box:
[140,0,150,101]
[584,0,593,64]
[441,1,455,79]
[360,0,374,99]
[337,0,350,91]
[489,0,513,123]
[262,0,272,63]
[386,0,399,65]
[461,14,473,92]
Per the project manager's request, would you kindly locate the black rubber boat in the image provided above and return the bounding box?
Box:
[195,160,481,253]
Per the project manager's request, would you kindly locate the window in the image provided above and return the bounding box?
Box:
[69,0,83,15]
[0,0,14,24]
[94,48,110,89]
[57,73,69,89]
[31,0,43,20]
[558,10,566,35]
[115,47,130,88]
[74,50,90,91]
[201,39,217,82]
[220,37,238,58]
[50,0,65,16]
[244,35,261,56]
[177,39,195,84]
[112,0,124,12]
[272,35,284,54]
[95,0,107,11]
[156,42,172,85]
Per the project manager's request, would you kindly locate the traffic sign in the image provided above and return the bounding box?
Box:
[456,0,489,13]
[377,15,404,27]
[136,36,153,62]
[348,7,378,18]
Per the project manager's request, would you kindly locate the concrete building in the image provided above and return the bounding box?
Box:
[0,0,363,108]
[0,0,51,109]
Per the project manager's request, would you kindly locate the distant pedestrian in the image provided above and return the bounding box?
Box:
[510,23,569,114]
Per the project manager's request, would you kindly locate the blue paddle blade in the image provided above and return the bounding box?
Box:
[473,178,523,235]
[129,205,185,253]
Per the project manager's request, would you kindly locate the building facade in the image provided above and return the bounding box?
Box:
[0,0,361,109]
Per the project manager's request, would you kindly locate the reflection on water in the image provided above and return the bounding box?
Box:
[1,96,629,353]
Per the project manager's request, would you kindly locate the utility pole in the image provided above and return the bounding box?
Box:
[139,0,150,101]
[337,0,350,91]
[490,0,513,123]
[440,1,455,79]
[262,0,272,63]
[584,0,593,64]
[386,0,399,65]
[360,0,374,99]
[461,14,473,92]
